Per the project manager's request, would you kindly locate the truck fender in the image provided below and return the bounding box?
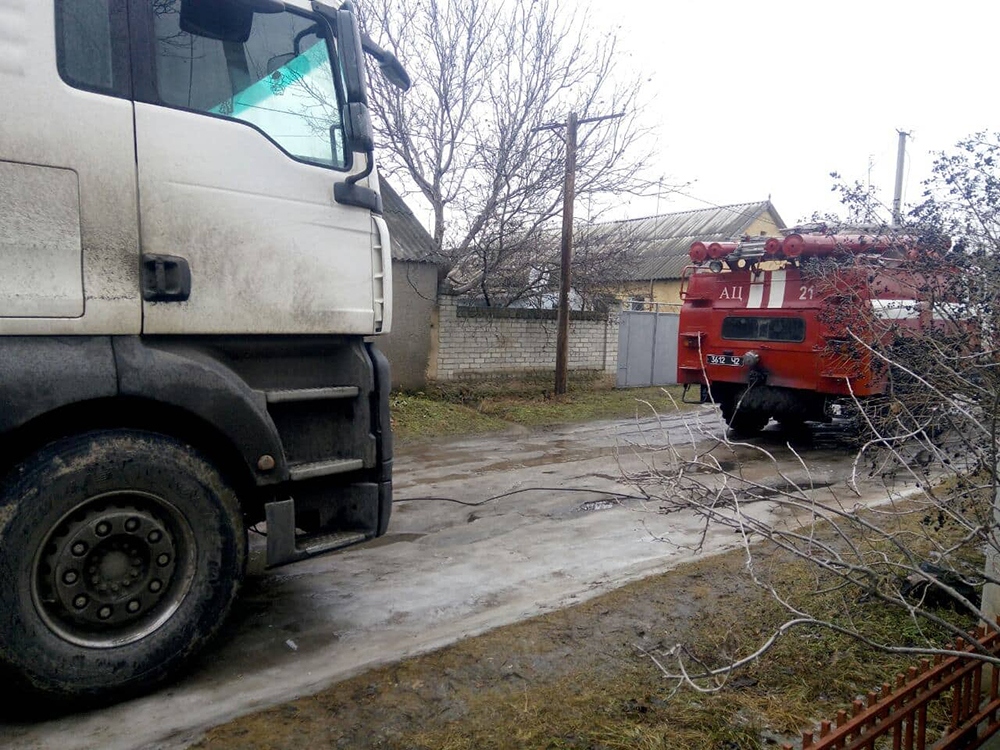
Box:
[0,337,118,434]
[113,337,288,484]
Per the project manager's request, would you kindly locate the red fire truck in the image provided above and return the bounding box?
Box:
[676,228,966,435]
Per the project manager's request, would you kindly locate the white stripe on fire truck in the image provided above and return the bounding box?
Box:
[870,299,919,319]
[932,302,973,320]
[767,269,786,309]
[747,278,764,308]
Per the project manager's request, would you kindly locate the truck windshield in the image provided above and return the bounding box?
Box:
[722,316,805,342]
[152,4,349,169]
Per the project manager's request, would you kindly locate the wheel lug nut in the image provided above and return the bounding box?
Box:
[71,542,88,556]
[95,522,111,537]
[157,554,170,566]
[98,606,112,620]
[73,595,88,609]
[149,580,162,593]
[62,570,79,585]
[127,600,141,613]
[148,530,162,544]
[125,518,140,533]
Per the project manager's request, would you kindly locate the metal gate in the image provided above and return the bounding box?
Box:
[616,304,679,388]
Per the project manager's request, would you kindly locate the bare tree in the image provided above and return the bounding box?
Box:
[455,218,648,311]
[362,0,656,306]
[632,134,1000,692]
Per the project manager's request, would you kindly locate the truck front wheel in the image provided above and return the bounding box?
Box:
[0,429,246,702]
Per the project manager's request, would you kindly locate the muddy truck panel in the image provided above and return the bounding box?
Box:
[0,0,406,702]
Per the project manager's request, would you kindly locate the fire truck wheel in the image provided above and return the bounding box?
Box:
[0,429,246,703]
[727,410,770,436]
[777,418,808,435]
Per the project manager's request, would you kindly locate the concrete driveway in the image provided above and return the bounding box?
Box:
[0,409,904,750]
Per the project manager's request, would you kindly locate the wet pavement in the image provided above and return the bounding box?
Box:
[0,409,915,750]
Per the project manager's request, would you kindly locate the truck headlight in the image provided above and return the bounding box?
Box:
[743,350,760,368]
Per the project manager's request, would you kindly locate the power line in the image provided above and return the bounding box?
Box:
[610,190,775,230]
[394,486,650,507]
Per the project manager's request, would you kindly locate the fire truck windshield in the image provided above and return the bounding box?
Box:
[722,316,805,343]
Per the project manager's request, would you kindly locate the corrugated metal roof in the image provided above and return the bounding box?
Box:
[379,177,444,264]
[604,201,785,281]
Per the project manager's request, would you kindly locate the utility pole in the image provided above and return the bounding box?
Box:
[892,130,909,226]
[535,111,624,395]
[554,112,578,396]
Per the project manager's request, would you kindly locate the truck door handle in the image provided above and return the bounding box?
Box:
[142,254,191,302]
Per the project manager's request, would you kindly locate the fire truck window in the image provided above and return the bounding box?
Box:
[722,316,805,342]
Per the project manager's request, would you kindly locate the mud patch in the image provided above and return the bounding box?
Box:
[191,553,753,750]
[357,532,426,549]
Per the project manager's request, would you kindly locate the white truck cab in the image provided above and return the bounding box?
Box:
[0,0,406,702]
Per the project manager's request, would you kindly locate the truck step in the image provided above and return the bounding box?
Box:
[265,498,370,567]
[288,458,365,481]
[265,386,360,403]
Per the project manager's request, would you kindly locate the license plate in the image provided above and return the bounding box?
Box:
[707,354,742,366]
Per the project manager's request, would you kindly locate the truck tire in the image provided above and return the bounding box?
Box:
[777,418,808,435]
[0,429,246,702]
[727,410,769,436]
[720,395,769,436]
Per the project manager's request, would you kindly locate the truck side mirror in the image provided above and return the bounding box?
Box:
[233,0,285,10]
[341,102,374,153]
[336,3,368,104]
[376,55,410,92]
[266,53,295,75]
[180,0,284,43]
[180,0,253,42]
[359,32,411,92]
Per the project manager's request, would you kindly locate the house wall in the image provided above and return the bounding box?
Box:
[624,279,683,310]
[375,260,439,390]
[431,295,619,381]
[627,211,786,308]
[744,212,784,240]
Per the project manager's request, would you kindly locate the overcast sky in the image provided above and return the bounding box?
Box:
[593,0,1000,227]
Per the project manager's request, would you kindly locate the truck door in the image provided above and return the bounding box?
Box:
[0,0,140,333]
[129,0,382,336]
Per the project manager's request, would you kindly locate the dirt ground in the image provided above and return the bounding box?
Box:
[192,548,772,750]
[187,420,969,750]
[3,413,944,750]
[191,505,975,750]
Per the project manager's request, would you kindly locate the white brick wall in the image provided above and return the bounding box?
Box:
[433,296,619,380]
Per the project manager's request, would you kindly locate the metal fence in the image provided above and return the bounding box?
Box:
[616,302,679,388]
[786,623,1000,750]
